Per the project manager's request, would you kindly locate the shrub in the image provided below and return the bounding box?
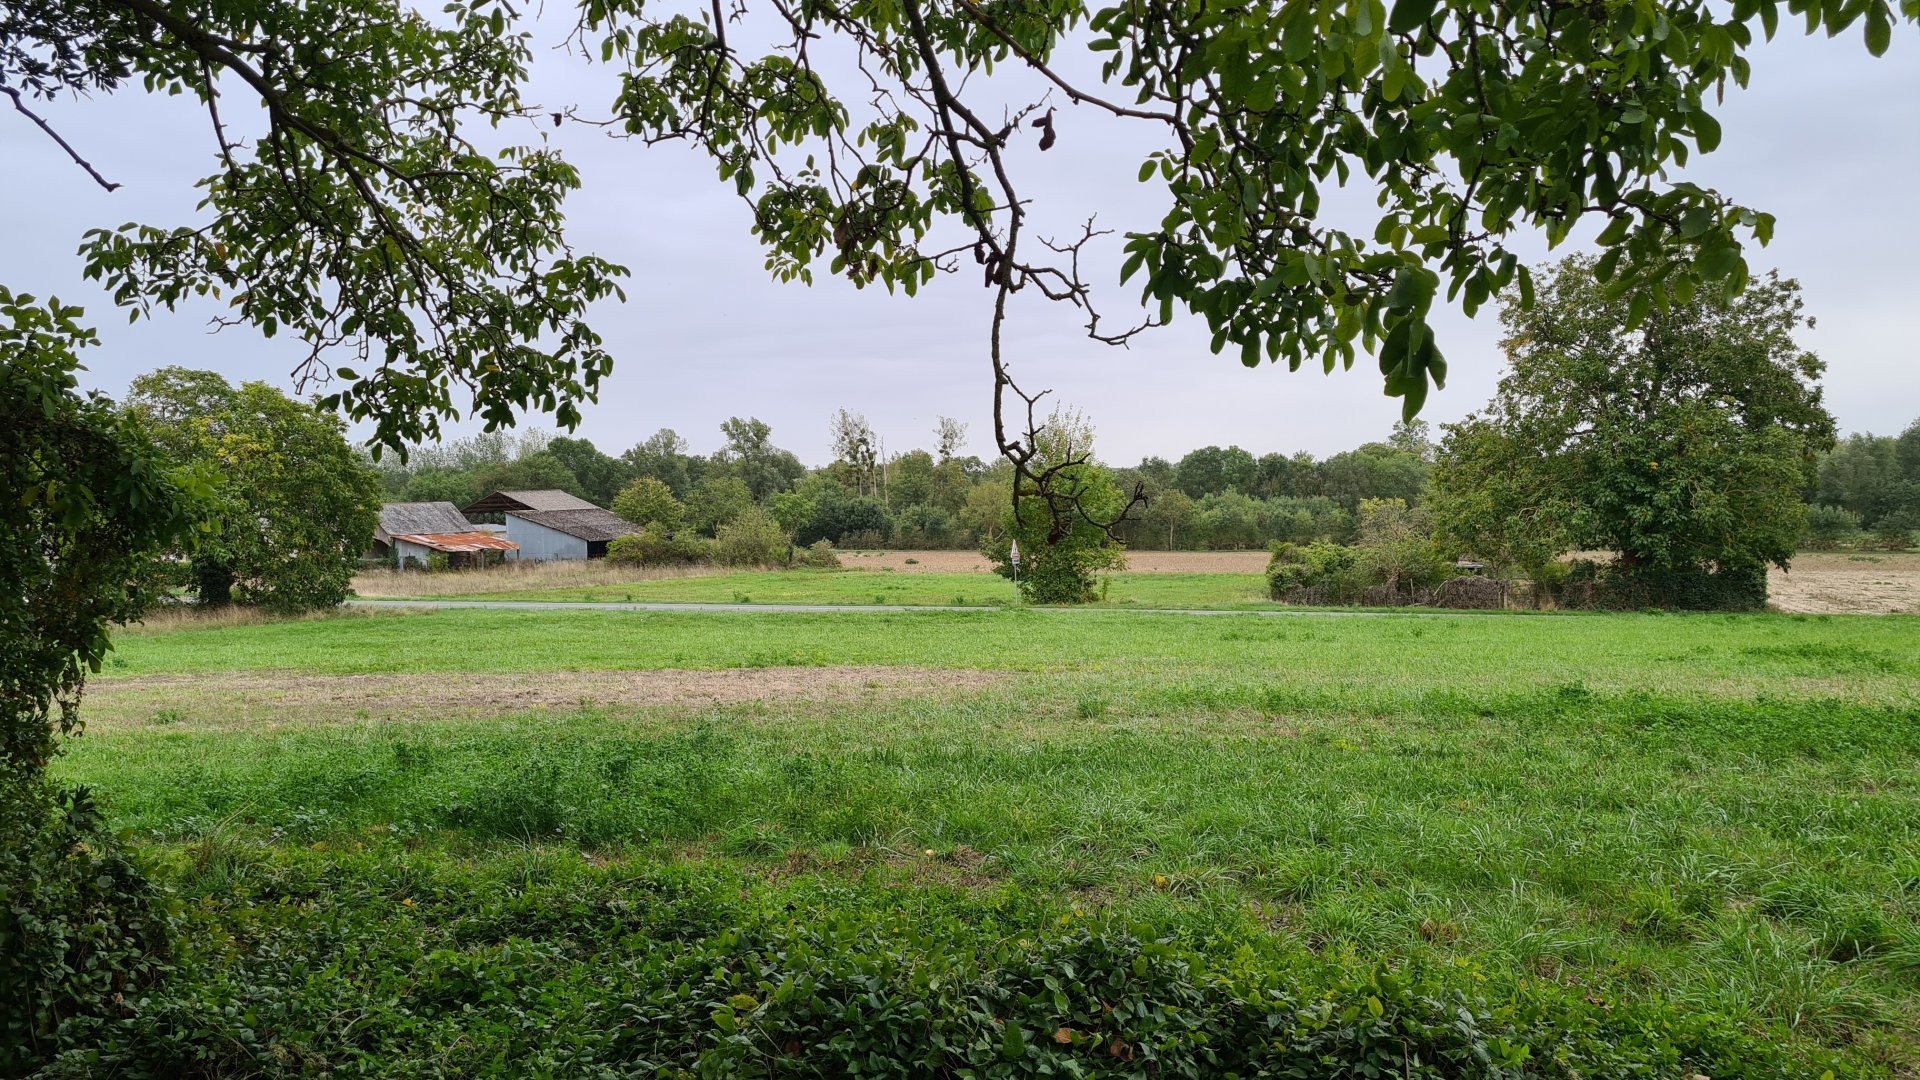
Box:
[714,508,788,568]
[1551,559,1768,612]
[891,504,958,549]
[607,528,713,567]
[1801,504,1863,550]
[42,865,1844,1078]
[1,786,171,1074]
[790,540,842,569]
[1871,508,1917,551]
[1267,541,1367,603]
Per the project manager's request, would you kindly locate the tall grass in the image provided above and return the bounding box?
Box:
[351,557,723,597]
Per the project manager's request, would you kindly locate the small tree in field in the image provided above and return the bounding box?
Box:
[1432,257,1835,609]
[984,409,1127,604]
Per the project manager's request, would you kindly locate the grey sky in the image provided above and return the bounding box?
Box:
[2,18,1915,467]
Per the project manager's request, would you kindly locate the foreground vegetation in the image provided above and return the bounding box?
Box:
[30,608,1917,1073]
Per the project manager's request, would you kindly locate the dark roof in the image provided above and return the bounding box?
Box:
[507,508,643,542]
[377,502,473,541]
[466,489,599,514]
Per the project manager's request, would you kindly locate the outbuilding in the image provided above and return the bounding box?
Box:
[374,502,520,568]
[464,489,641,560]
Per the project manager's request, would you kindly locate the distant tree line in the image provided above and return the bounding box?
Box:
[1804,425,1920,549]
[366,413,1442,552]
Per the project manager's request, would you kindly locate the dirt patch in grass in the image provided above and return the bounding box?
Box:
[88,666,1006,727]
[840,550,1272,574]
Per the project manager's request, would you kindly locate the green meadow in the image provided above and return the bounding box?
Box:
[44,608,1920,1074]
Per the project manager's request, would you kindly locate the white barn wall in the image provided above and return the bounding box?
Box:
[393,539,435,568]
[505,515,589,561]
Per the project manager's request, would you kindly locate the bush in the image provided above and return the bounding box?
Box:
[607,528,713,567]
[611,477,684,529]
[714,508,788,568]
[1551,559,1769,612]
[1266,541,1368,603]
[1801,504,1863,550]
[39,856,1845,1078]
[891,504,959,549]
[789,539,842,569]
[1871,508,1917,551]
[2,784,171,1074]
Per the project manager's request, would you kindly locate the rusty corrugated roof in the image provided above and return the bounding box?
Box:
[390,531,521,554]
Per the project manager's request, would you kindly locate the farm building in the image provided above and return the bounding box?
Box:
[464,489,602,515]
[373,501,520,568]
[465,489,641,560]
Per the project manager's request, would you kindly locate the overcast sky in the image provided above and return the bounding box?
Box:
[2,18,1914,466]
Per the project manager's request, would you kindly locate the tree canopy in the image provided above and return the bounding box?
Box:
[1430,256,1835,603]
[126,368,382,611]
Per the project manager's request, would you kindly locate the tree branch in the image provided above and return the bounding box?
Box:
[1,83,120,192]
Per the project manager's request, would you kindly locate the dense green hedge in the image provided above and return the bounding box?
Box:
[27,846,1856,1078]
[1553,560,1769,613]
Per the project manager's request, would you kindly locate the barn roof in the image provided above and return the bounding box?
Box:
[377,501,473,541]
[390,531,521,554]
[507,508,643,542]
[466,489,599,514]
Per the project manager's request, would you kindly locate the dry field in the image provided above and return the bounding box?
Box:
[1768,551,1920,614]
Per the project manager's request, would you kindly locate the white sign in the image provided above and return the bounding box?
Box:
[1009,538,1021,564]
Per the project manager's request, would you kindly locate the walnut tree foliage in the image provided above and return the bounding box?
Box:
[2,0,627,452]
[581,0,1912,530]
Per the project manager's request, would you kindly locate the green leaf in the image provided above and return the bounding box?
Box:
[1693,112,1722,152]
[1864,0,1892,54]
[1001,1021,1027,1059]
[1388,0,1437,34]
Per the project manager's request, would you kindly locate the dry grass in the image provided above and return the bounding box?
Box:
[352,559,725,597]
[125,604,383,636]
[84,666,1008,729]
[1769,551,1920,614]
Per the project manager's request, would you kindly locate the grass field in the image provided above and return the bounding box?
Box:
[350,549,1920,615]
[46,607,1920,1073]
[372,567,1281,609]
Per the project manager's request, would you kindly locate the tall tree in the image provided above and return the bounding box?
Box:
[713,417,805,500]
[829,409,881,497]
[934,417,969,462]
[621,429,696,496]
[546,436,632,506]
[1432,257,1835,605]
[126,370,382,611]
